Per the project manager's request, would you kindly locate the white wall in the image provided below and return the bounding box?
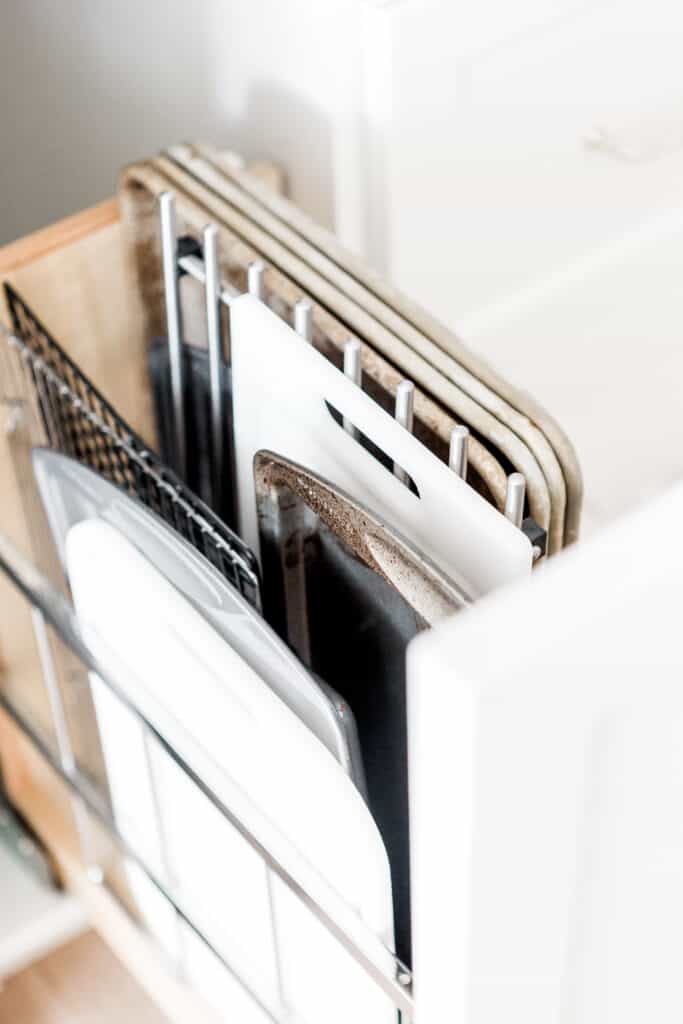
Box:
[0,0,365,244]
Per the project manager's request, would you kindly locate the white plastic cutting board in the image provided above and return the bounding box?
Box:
[408,480,683,1024]
[66,519,395,1024]
[230,294,532,597]
[32,448,357,779]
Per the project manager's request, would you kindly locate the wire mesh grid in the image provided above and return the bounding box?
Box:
[2,283,261,610]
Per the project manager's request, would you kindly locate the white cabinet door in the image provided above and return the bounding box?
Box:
[409,479,683,1024]
[357,0,683,531]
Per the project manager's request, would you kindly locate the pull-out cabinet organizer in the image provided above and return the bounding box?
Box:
[0,150,582,1023]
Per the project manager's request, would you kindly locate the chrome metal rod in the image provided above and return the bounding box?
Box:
[159,192,186,480]
[31,607,102,883]
[265,868,287,1011]
[203,224,225,510]
[294,299,313,342]
[343,339,362,438]
[343,339,362,387]
[142,728,187,976]
[449,425,469,480]
[394,380,414,485]
[504,472,526,528]
[177,254,239,305]
[247,260,266,301]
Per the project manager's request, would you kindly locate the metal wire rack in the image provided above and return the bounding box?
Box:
[3,283,261,610]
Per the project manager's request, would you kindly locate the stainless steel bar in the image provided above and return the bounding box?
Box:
[247,260,266,301]
[394,380,415,486]
[343,339,362,387]
[159,192,187,480]
[449,425,469,480]
[30,607,103,883]
[142,729,187,976]
[177,254,240,305]
[265,868,287,1012]
[293,299,313,342]
[504,472,526,529]
[343,339,362,439]
[203,223,225,510]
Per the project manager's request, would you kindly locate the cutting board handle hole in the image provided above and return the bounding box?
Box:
[324,400,420,498]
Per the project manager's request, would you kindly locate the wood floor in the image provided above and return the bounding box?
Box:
[0,931,168,1023]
